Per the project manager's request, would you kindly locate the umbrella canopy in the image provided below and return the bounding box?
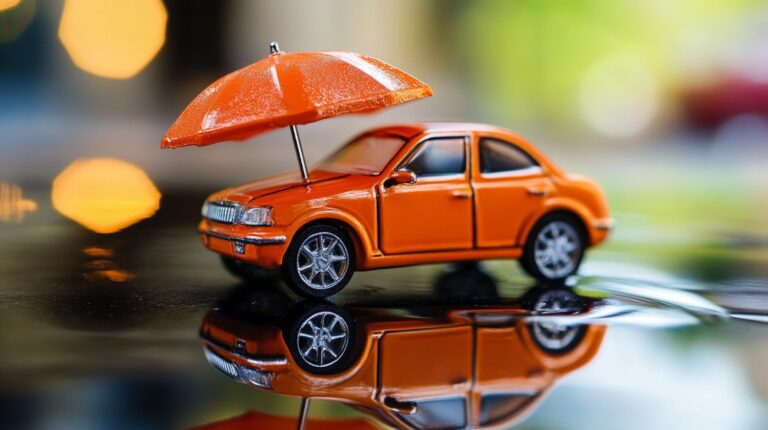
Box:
[161,44,432,149]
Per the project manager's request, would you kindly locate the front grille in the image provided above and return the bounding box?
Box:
[206,201,240,224]
[204,347,239,379]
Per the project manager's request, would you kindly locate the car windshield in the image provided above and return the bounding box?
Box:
[321,134,407,175]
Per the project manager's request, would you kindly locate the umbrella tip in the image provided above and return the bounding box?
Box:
[269,41,281,54]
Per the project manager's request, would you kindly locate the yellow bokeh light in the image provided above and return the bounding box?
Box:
[58,0,167,79]
[579,51,660,138]
[0,0,20,12]
[0,182,37,222]
[52,158,161,234]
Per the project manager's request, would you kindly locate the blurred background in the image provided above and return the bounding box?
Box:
[2,0,768,429]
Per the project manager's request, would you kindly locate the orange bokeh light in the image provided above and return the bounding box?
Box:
[52,158,161,234]
[58,0,167,79]
[0,0,20,12]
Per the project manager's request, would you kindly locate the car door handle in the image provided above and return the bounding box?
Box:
[452,189,472,199]
[384,397,418,415]
[527,187,549,197]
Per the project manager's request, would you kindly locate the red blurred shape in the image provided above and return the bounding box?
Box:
[683,78,768,129]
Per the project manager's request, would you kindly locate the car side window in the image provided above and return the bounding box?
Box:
[402,137,466,177]
[479,138,539,174]
[396,397,466,429]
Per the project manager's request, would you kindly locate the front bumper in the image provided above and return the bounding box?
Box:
[198,220,289,268]
[203,346,279,388]
[199,229,287,246]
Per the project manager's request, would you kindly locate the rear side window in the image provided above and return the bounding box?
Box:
[479,393,537,426]
[396,397,466,429]
[402,137,466,177]
[479,138,539,174]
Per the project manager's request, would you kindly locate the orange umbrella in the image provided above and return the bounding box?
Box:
[161,42,433,181]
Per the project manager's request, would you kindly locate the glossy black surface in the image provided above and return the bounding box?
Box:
[3,191,768,430]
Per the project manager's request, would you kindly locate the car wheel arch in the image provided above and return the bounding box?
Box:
[291,216,368,268]
[519,204,592,246]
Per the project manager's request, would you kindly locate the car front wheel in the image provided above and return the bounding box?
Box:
[521,214,586,281]
[282,225,355,298]
[285,303,357,374]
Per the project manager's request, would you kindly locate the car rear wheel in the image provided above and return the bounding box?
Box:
[521,214,586,281]
[526,288,587,355]
[282,225,355,298]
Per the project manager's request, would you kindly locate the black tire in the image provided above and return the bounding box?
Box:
[432,262,499,300]
[520,213,587,281]
[282,224,355,298]
[220,256,280,283]
[525,288,587,355]
[285,302,357,375]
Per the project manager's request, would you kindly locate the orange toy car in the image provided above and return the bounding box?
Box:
[199,122,612,297]
[199,286,605,429]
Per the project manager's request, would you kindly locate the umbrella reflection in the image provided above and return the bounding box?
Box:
[51,158,161,234]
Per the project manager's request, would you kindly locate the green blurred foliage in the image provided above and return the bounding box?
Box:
[448,0,768,128]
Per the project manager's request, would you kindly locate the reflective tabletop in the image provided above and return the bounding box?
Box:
[2,190,768,430]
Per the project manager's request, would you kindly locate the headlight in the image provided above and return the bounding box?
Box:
[240,368,273,388]
[239,207,272,226]
[201,201,210,217]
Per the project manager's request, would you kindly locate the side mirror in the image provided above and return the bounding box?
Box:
[384,170,416,188]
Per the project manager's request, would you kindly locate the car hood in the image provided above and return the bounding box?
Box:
[209,170,349,205]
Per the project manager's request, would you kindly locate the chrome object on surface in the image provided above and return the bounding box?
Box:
[296,311,349,368]
[296,232,349,290]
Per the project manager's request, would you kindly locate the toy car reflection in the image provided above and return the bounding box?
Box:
[199,285,605,429]
[199,123,612,297]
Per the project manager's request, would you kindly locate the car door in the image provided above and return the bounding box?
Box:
[472,325,549,427]
[377,326,473,429]
[472,135,554,248]
[378,135,474,254]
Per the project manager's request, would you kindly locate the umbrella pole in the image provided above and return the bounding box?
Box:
[289,125,310,182]
[296,397,310,430]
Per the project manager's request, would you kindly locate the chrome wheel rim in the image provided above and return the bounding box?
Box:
[532,290,580,351]
[296,311,349,368]
[534,221,581,278]
[296,232,349,290]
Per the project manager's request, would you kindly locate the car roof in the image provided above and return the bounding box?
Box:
[365,122,512,139]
